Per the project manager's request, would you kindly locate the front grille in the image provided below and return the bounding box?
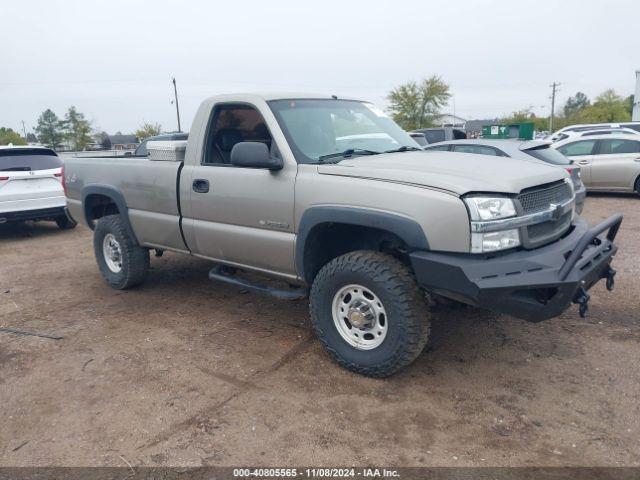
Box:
[518,181,573,214]
[525,211,572,248]
[517,181,574,249]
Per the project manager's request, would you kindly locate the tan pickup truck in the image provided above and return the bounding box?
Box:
[63,93,622,377]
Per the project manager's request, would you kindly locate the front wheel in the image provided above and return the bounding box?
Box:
[310,251,431,377]
[93,214,149,289]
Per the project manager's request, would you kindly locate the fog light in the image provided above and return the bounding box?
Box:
[471,229,520,253]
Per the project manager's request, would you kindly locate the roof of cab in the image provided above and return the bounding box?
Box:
[203,92,364,103]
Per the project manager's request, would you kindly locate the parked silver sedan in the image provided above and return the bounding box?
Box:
[423,139,587,213]
[552,134,640,195]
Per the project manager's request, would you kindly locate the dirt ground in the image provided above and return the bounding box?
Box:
[0,194,638,467]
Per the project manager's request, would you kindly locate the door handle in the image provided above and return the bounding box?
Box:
[634,157,640,162]
[578,160,590,165]
[192,179,210,193]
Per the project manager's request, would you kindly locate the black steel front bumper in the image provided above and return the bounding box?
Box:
[410,214,623,322]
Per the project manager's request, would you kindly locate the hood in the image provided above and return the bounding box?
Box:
[317,151,566,195]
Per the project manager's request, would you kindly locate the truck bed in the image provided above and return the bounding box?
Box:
[64,156,188,252]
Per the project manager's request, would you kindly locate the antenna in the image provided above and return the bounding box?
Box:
[172,78,182,132]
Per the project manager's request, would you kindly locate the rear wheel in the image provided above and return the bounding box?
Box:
[310,250,430,377]
[635,176,640,195]
[55,215,77,230]
[93,214,149,289]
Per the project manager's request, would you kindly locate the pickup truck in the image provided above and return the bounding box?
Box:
[64,93,623,377]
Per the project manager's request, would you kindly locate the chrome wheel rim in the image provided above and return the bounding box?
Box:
[332,284,388,350]
[102,233,123,273]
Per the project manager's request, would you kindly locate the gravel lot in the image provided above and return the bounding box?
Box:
[1,194,638,467]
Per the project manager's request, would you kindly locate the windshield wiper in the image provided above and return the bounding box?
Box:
[384,145,422,153]
[317,148,380,163]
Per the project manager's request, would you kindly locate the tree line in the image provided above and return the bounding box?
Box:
[386,77,634,134]
[488,90,634,133]
[0,107,164,150]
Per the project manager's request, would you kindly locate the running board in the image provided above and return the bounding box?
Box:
[208,266,308,300]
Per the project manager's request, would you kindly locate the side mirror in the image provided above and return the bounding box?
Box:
[230,142,283,170]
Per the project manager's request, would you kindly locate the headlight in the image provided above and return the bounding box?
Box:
[464,196,520,253]
[464,196,516,221]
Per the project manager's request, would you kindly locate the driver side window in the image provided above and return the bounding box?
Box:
[203,104,273,165]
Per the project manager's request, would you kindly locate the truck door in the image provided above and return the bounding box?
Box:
[182,103,297,277]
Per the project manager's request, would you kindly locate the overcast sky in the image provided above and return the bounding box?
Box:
[1,0,638,135]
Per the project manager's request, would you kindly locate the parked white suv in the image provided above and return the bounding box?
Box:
[548,122,640,142]
[0,146,76,228]
[552,127,639,143]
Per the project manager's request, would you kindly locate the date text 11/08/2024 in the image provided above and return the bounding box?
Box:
[233,468,400,478]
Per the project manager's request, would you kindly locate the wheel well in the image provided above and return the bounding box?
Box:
[635,174,640,193]
[84,193,120,227]
[302,223,410,284]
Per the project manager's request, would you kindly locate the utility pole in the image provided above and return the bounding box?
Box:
[549,82,560,133]
[21,120,27,141]
[172,77,182,132]
[633,70,640,121]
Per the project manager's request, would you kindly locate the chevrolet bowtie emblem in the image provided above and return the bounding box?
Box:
[549,203,562,220]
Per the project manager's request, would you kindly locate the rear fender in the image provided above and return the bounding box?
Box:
[82,185,139,244]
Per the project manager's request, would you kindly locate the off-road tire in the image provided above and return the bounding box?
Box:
[310,250,431,377]
[93,214,149,289]
[55,215,77,230]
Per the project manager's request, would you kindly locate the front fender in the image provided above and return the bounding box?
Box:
[295,206,429,280]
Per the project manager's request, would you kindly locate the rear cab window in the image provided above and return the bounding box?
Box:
[0,148,62,171]
[134,140,149,156]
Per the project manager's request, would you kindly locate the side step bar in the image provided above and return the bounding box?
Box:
[208,266,308,300]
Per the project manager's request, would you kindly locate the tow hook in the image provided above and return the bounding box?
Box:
[573,286,590,318]
[604,266,616,291]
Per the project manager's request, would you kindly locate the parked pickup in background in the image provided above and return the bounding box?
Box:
[63,93,623,377]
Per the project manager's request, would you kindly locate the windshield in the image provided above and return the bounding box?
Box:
[524,145,571,165]
[268,99,420,163]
